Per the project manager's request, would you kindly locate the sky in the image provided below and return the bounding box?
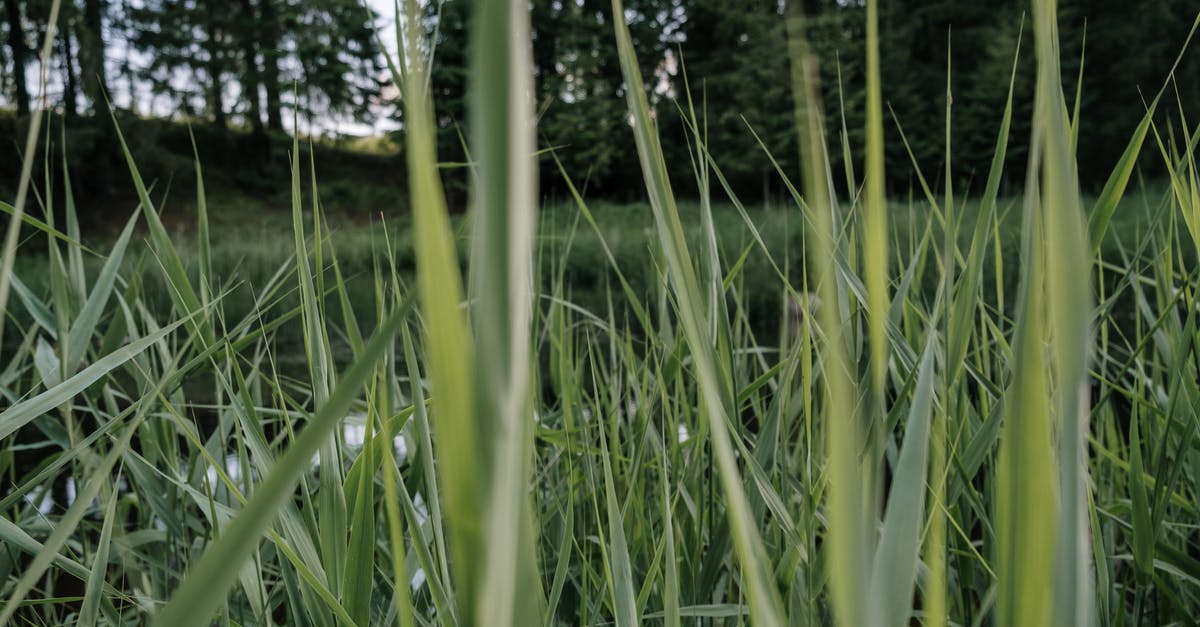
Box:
[337,0,402,136]
[367,0,402,61]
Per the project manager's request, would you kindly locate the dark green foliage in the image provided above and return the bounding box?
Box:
[0,0,1198,201]
[662,0,796,201]
[0,113,405,225]
[3,0,31,116]
[127,0,381,130]
[424,0,670,202]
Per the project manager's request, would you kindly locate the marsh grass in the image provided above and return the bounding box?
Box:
[3,1,1200,626]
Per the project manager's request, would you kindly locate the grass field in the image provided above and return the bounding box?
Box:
[3,0,1200,625]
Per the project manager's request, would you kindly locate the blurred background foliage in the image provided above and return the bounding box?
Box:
[1,0,1198,220]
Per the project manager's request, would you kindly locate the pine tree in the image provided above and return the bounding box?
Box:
[128,0,233,121]
[128,0,381,130]
[423,0,470,201]
[77,0,110,113]
[288,0,382,127]
[671,0,795,200]
[3,0,31,115]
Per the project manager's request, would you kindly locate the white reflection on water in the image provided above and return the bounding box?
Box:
[23,484,54,516]
[26,413,434,593]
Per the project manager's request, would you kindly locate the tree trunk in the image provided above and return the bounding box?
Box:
[4,0,31,116]
[61,26,79,118]
[236,0,264,133]
[204,6,227,128]
[259,0,284,131]
[79,0,110,111]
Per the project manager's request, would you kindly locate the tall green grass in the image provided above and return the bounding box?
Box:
[3,1,1200,626]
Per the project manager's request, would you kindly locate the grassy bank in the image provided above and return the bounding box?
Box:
[9,181,1177,347]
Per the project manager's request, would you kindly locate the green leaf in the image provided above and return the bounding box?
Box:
[65,211,139,372]
[34,336,61,389]
[0,313,199,442]
[467,0,545,624]
[867,332,937,627]
[1128,411,1153,585]
[598,425,639,627]
[78,487,120,626]
[611,1,785,624]
[342,406,376,625]
[151,296,412,627]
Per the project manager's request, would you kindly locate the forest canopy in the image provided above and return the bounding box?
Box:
[2,0,1197,203]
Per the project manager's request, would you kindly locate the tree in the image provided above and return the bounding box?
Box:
[128,0,381,131]
[3,0,1196,203]
[527,0,677,196]
[288,0,382,127]
[243,0,381,132]
[666,0,797,200]
[128,0,233,122]
[258,0,284,129]
[419,0,470,202]
[236,0,265,133]
[3,0,31,115]
[77,0,110,112]
[59,7,80,117]
[536,0,633,193]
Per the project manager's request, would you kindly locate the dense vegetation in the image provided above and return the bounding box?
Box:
[3,0,1199,208]
[3,0,1200,626]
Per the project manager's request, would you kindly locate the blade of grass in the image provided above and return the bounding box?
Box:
[151,297,412,627]
[77,485,120,626]
[389,0,482,621]
[0,0,63,346]
[468,0,545,624]
[1032,2,1094,624]
[64,211,138,372]
[107,104,213,347]
[611,1,785,624]
[0,201,96,254]
[597,421,639,627]
[342,375,377,626]
[0,312,200,441]
[868,330,937,627]
[1086,13,1200,252]
[863,0,889,418]
[785,3,869,625]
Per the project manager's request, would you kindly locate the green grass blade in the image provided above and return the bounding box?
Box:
[868,331,937,627]
[64,211,138,372]
[1086,13,1200,252]
[0,0,64,346]
[468,0,545,624]
[1032,2,1094,624]
[343,384,377,625]
[0,201,96,254]
[0,312,199,441]
[77,486,120,626]
[392,1,481,619]
[107,106,213,347]
[611,1,785,624]
[187,125,214,304]
[863,0,889,410]
[0,338,195,626]
[785,3,869,625]
[598,424,639,627]
[948,21,1022,381]
[151,298,412,627]
[660,450,680,627]
[1127,409,1153,587]
[0,517,97,586]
